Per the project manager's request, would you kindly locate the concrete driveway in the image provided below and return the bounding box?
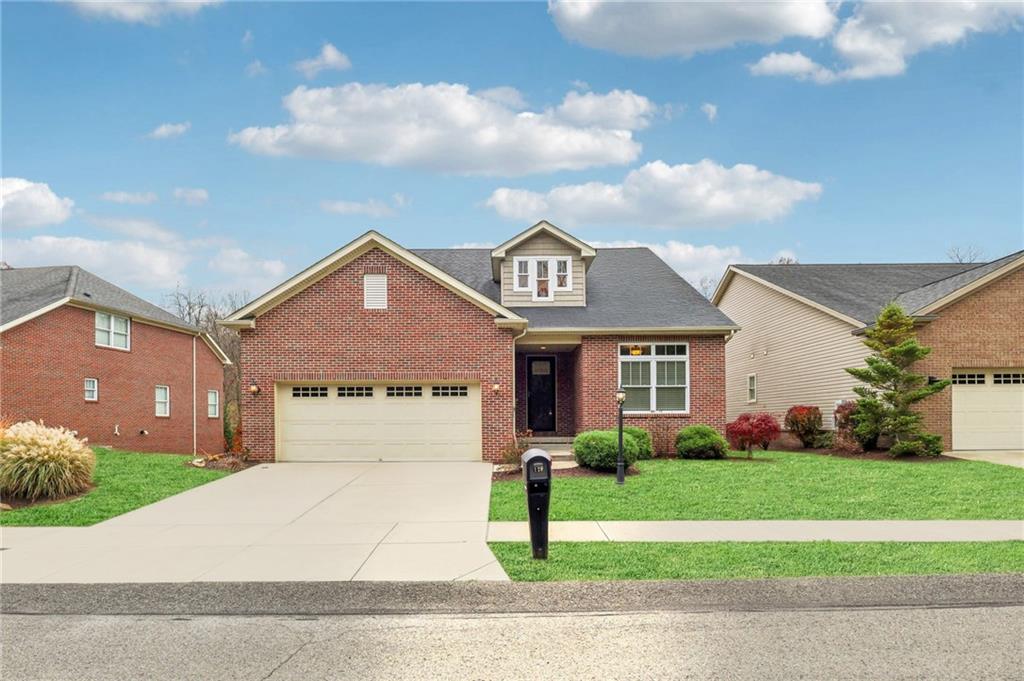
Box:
[946,450,1024,468]
[1,462,507,583]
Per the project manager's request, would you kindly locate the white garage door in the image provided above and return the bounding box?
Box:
[952,370,1024,450]
[276,383,482,462]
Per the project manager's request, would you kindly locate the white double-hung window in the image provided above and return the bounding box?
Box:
[95,312,130,349]
[155,385,170,417]
[512,257,572,301]
[619,343,689,413]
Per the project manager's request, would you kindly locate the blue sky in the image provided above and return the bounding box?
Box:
[2,1,1022,303]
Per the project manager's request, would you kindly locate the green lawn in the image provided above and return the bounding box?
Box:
[490,541,1024,581]
[490,452,1024,521]
[0,448,229,526]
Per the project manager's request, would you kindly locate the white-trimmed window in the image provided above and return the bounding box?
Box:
[207,390,219,418]
[363,274,388,309]
[747,374,757,403]
[618,343,689,413]
[84,378,98,402]
[95,312,130,349]
[516,259,530,289]
[511,256,573,300]
[535,259,551,300]
[155,385,170,417]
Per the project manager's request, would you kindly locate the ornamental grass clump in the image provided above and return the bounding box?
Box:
[0,421,96,501]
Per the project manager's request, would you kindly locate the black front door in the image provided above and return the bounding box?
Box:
[527,357,556,432]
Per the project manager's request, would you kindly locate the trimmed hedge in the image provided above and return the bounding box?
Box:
[675,425,729,460]
[623,426,653,459]
[573,430,639,471]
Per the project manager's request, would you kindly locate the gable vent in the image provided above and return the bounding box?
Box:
[363,273,388,309]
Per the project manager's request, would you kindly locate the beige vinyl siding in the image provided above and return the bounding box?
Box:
[500,232,586,306]
[718,273,868,429]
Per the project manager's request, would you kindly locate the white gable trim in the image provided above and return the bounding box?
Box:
[222,230,525,325]
[713,267,864,328]
[490,220,597,259]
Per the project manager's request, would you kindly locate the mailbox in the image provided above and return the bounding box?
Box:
[521,448,551,559]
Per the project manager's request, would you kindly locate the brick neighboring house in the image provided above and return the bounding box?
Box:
[0,265,231,454]
[221,222,737,462]
[713,250,1024,451]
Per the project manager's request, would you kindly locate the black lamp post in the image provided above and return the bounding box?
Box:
[615,387,626,485]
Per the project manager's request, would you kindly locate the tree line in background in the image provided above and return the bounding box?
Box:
[164,287,250,452]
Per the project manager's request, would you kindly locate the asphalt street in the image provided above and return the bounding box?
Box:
[3,575,1022,680]
[3,605,1022,680]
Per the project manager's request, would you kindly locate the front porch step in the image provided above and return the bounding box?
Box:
[523,436,574,445]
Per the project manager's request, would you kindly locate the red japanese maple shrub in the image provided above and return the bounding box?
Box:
[726,413,781,458]
[784,405,822,448]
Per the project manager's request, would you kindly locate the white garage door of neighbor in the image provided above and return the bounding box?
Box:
[952,370,1024,451]
[276,383,482,462]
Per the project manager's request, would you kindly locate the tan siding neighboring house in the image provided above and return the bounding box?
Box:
[717,272,867,428]
[500,232,586,307]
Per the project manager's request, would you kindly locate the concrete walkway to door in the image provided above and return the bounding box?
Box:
[1,462,508,584]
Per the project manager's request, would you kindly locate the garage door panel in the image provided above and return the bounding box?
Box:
[952,370,1024,451]
[277,383,482,461]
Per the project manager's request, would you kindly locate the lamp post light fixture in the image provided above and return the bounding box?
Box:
[615,387,627,485]
[248,383,261,396]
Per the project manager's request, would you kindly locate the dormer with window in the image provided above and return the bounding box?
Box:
[491,221,596,307]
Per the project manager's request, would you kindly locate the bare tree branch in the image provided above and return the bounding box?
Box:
[946,245,984,263]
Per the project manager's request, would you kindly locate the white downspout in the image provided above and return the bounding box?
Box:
[192,335,197,455]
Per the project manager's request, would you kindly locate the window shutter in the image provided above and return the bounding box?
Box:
[363,274,388,309]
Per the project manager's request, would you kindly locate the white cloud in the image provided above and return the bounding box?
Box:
[320,198,396,219]
[549,0,836,57]
[4,235,187,288]
[452,241,497,249]
[208,247,287,293]
[241,29,254,48]
[751,2,1024,83]
[88,215,178,243]
[555,89,657,130]
[245,59,267,77]
[228,82,649,175]
[173,187,209,205]
[69,1,220,26]
[477,86,527,110]
[485,159,822,228]
[99,190,158,205]
[295,43,352,79]
[749,51,837,84]
[147,121,190,139]
[591,239,747,286]
[1,178,75,229]
[700,102,718,122]
[570,79,590,91]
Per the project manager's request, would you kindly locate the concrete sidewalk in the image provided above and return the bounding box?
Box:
[487,519,1024,542]
[946,450,1024,468]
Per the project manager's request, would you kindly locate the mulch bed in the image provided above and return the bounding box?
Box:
[184,454,257,472]
[492,465,639,482]
[1,484,96,511]
[812,449,959,463]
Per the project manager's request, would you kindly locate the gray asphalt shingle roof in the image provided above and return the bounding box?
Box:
[412,247,736,329]
[0,266,196,330]
[893,250,1024,313]
[733,252,1023,325]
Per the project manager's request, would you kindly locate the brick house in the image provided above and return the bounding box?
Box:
[221,222,737,462]
[713,251,1024,450]
[0,266,231,454]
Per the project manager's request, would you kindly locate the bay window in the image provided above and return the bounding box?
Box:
[619,343,689,412]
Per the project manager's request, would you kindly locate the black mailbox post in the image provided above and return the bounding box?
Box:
[521,448,551,559]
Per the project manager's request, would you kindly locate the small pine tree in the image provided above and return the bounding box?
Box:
[845,304,950,454]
